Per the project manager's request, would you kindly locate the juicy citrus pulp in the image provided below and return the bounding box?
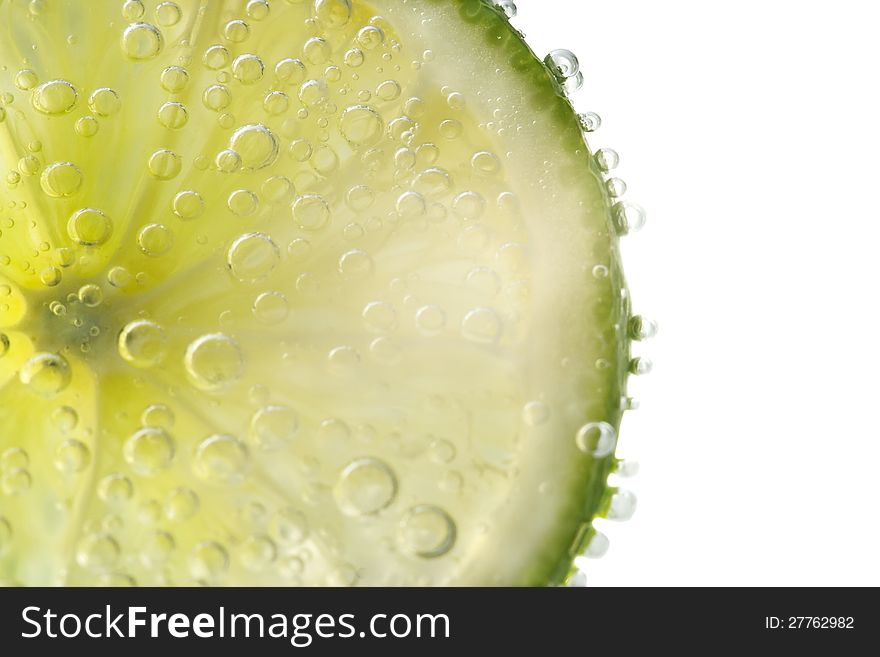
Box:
[0,0,632,585]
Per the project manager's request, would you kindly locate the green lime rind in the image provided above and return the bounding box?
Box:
[444,0,633,585]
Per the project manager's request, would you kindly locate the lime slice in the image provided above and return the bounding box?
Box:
[0,0,642,586]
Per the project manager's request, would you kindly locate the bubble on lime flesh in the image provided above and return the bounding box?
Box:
[0,0,632,586]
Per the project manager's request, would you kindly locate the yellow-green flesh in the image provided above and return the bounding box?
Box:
[0,0,629,586]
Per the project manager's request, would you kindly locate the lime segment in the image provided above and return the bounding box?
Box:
[0,0,631,586]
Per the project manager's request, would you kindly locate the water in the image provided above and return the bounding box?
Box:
[0,0,644,587]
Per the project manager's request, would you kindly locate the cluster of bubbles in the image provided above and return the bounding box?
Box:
[532,20,654,585]
[0,0,652,586]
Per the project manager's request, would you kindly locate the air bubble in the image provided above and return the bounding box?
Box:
[362,301,397,333]
[194,434,249,484]
[310,145,339,176]
[275,58,306,84]
[246,0,270,20]
[452,191,486,219]
[494,0,517,18]
[327,346,360,374]
[98,473,134,504]
[376,80,401,101]
[279,556,304,580]
[344,48,364,68]
[434,88,461,111]
[607,489,637,521]
[229,124,279,170]
[75,116,99,137]
[339,105,384,148]
[338,248,374,278]
[124,426,175,475]
[160,66,189,92]
[142,403,175,428]
[172,190,204,220]
[575,421,616,457]
[396,191,426,217]
[137,223,173,256]
[298,79,328,106]
[0,447,30,470]
[397,505,456,558]
[122,0,145,20]
[184,333,244,391]
[356,25,384,50]
[334,458,397,516]
[613,202,646,234]
[40,267,62,287]
[165,487,199,520]
[155,1,181,27]
[471,151,500,175]
[78,283,103,307]
[629,315,658,341]
[236,535,275,572]
[564,71,585,94]
[288,139,312,163]
[315,0,352,28]
[14,69,38,90]
[629,357,653,375]
[19,353,71,397]
[232,53,265,84]
[253,291,289,325]
[292,194,330,230]
[263,90,289,114]
[616,459,640,478]
[415,305,445,336]
[76,533,120,572]
[88,88,120,116]
[215,148,241,172]
[224,19,250,43]
[303,37,331,65]
[157,101,188,129]
[439,119,463,140]
[227,232,280,282]
[189,541,229,581]
[269,508,308,545]
[32,80,78,114]
[122,22,164,59]
[567,570,588,587]
[108,266,132,288]
[250,405,298,450]
[595,148,619,172]
[40,162,82,197]
[118,319,167,367]
[54,439,90,474]
[522,400,550,426]
[204,45,230,69]
[227,189,259,216]
[148,149,182,180]
[203,84,231,111]
[68,208,112,245]
[413,168,452,198]
[1,469,31,495]
[545,48,580,79]
[140,531,174,567]
[578,111,602,133]
[18,155,40,176]
[429,439,456,464]
[461,307,503,344]
[395,147,416,171]
[606,177,627,198]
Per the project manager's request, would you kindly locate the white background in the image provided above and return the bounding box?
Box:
[520,0,880,585]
